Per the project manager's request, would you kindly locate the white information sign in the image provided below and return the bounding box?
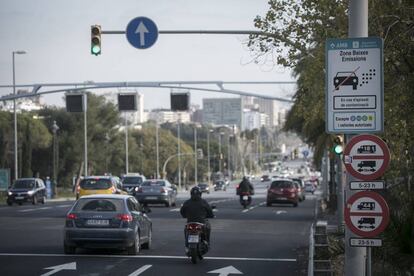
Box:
[350,238,382,247]
[326,37,383,133]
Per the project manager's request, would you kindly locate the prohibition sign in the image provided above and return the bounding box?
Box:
[344,191,389,237]
[344,134,390,181]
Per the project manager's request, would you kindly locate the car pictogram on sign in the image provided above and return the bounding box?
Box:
[334,71,359,90]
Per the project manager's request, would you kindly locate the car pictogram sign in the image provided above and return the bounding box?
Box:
[344,191,389,238]
[344,134,390,181]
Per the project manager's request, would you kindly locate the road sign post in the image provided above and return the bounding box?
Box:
[126,17,158,49]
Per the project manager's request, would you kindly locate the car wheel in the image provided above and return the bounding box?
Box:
[64,242,76,254]
[266,201,271,207]
[41,195,46,204]
[7,201,12,206]
[172,199,176,207]
[141,228,152,250]
[18,202,22,206]
[32,196,37,205]
[293,202,298,207]
[165,199,171,207]
[127,231,140,255]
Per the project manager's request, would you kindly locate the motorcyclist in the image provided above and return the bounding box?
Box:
[238,176,255,203]
[180,186,214,246]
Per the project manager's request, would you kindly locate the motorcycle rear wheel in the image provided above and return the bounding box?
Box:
[190,247,198,264]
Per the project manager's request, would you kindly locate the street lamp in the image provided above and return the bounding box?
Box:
[219,132,224,173]
[52,121,59,195]
[12,50,26,180]
[207,129,213,185]
[155,116,160,178]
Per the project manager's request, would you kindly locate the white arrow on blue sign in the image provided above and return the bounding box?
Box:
[126,17,158,49]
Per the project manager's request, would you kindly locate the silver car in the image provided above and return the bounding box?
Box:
[134,179,177,207]
[63,194,152,255]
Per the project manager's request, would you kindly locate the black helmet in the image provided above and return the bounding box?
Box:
[190,186,202,199]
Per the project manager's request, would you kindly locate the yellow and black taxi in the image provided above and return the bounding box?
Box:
[76,175,126,199]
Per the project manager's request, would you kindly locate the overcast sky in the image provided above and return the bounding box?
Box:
[0,0,295,110]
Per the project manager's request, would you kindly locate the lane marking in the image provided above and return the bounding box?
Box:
[56,205,72,208]
[169,208,180,212]
[275,210,287,215]
[128,264,153,276]
[242,202,265,213]
[0,253,296,262]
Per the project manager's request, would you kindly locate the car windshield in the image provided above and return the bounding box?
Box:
[73,198,123,212]
[270,181,293,189]
[80,178,112,190]
[198,184,207,188]
[12,180,35,189]
[123,177,143,185]
[142,180,165,186]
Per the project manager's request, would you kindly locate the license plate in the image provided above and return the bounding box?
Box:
[242,195,249,200]
[15,196,24,200]
[86,219,109,226]
[146,196,157,200]
[188,235,199,243]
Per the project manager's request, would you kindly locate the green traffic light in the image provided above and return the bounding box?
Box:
[333,144,343,155]
[91,45,101,55]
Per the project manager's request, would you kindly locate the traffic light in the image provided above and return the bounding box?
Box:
[333,135,344,155]
[91,25,102,56]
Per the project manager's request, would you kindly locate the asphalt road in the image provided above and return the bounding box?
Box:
[0,179,318,276]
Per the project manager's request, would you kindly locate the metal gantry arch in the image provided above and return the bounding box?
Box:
[0,81,295,103]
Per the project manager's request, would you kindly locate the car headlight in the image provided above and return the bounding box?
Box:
[7,191,12,196]
[27,190,35,196]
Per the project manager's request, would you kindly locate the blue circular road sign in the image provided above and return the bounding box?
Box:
[126,17,158,49]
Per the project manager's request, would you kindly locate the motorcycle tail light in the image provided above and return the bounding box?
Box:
[187,223,203,232]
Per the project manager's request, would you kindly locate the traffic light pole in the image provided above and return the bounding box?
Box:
[345,1,368,275]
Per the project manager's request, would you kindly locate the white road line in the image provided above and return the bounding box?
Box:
[242,202,265,213]
[18,207,52,213]
[0,253,296,262]
[56,205,72,208]
[128,264,153,276]
[169,208,180,212]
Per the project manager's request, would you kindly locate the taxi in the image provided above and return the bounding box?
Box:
[76,176,126,199]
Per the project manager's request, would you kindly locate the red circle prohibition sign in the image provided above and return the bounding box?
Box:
[344,191,390,237]
[344,134,390,181]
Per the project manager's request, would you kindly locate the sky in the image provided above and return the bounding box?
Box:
[0,0,296,110]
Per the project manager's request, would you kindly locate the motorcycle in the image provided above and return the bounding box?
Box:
[240,192,252,209]
[185,222,209,264]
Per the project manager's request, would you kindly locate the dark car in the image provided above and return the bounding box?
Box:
[266,179,299,207]
[134,179,177,207]
[197,183,210,194]
[63,194,152,255]
[261,175,270,182]
[121,174,146,194]
[7,178,46,206]
[213,180,226,191]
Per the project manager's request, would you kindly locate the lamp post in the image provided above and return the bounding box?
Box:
[52,121,59,194]
[12,50,26,180]
[194,124,198,185]
[219,132,224,173]
[207,129,213,185]
[155,116,160,178]
[177,116,181,190]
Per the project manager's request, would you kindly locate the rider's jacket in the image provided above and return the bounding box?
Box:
[180,197,214,223]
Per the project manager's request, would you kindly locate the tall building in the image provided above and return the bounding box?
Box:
[202,98,243,128]
[242,110,269,130]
